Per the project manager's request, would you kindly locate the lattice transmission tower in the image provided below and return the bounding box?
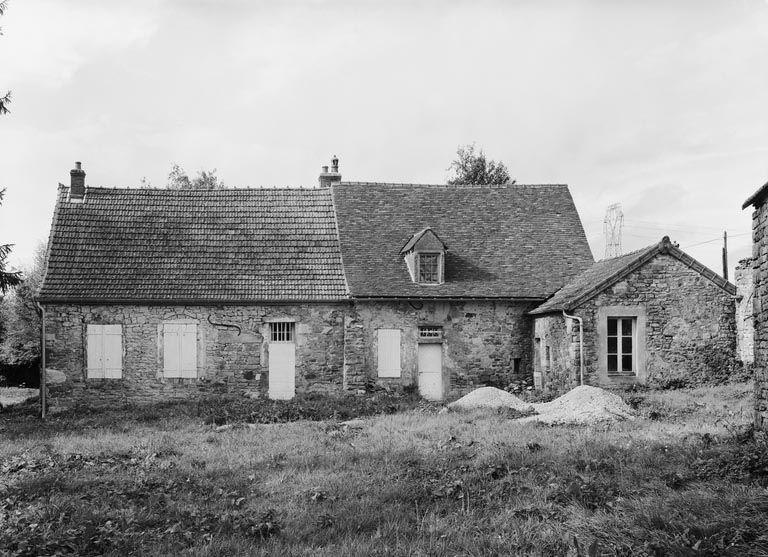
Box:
[603,203,624,258]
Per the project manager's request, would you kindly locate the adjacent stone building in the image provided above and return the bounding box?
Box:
[743,181,768,429]
[37,161,594,406]
[529,237,737,390]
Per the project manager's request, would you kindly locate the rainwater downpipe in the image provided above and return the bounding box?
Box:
[35,301,46,419]
[562,309,584,386]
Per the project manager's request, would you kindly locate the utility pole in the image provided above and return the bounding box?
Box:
[722,230,728,281]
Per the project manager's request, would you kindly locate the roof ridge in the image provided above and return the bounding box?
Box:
[76,185,327,193]
[337,182,568,188]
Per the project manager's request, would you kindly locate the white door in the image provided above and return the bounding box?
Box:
[269,342,296,400]
[418,343,443,401]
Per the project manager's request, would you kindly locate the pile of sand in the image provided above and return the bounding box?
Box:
[448,386,533,412]
[526,385,634,425]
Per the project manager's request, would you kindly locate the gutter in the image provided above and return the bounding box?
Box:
[34,301,46,419]
[562,309,584,386]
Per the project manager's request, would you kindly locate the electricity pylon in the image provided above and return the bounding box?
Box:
[604,203,624,258]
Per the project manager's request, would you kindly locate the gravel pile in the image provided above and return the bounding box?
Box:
[448,386,533,412]
[525,385,634,425]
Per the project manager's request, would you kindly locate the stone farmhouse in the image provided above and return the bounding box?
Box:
[37,160,737,406]
[743,180,768,429]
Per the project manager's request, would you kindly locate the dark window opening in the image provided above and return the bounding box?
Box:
[513,358,521,374]
[269,322,295,342]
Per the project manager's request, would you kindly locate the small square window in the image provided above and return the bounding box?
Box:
[270,322,295,342]
[418,253,440,283]
[418,325,443,339]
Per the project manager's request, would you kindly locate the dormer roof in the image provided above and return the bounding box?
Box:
[400,228,447,254]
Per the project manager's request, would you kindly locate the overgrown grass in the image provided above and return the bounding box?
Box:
[1,382,766,555]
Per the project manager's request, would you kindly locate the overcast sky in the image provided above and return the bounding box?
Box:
[1,0,767,278]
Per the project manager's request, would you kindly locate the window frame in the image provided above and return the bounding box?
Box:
[416,252,443,285]
[606,316,636,374]
[597,306,647,382]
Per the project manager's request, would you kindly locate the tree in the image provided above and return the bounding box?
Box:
[0,190,21,293]
[0,1,10,116]
[166,164,225,190]
[0,241,44,365]
[447,143,514,185]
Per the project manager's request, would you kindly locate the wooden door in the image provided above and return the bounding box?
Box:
[418,343,443,400]
[268,342,296,400]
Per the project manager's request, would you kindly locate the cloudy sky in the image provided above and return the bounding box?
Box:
[1,0,767,277]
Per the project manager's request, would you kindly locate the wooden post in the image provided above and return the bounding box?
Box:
[722,230,729,281]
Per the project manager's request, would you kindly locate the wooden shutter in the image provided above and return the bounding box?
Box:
[163,323,181,377]
[87,325,104,378]
[87,324,122,379]
[181,324,197,378]
[164,322,197,378]
[377,329,401,378]
[103,325,123,378]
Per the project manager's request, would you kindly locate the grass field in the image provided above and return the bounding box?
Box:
[1,383,767,556]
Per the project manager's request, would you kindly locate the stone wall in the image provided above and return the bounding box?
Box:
[751,202,768,429]
[534,253,736,389]
[352,300,536,399]
[42,299,537,405]
[533,314,579,392]
[735,258,755,364]
[42,303,347,406]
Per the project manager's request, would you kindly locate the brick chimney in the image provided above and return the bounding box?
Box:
[70,161,85,200]
[318,156,341,188]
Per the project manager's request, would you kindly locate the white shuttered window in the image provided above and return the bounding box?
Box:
[86,324,123,379]
[377,329,401,378]
[163,322,198,378]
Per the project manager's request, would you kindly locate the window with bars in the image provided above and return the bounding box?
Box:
[418,253,440,283]
[269,322,295,342]
[418,325,443,339]
[607,317,635,373]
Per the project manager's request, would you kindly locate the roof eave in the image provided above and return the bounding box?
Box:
[742,180,768,209]
[36,296,351,305]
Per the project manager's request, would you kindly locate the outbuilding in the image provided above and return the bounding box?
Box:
[529,237,737,390]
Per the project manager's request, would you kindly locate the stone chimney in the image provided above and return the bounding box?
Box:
[318,156,341,188]
[70,161,86,200]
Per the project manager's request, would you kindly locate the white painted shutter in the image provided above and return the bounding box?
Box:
[377,329,401,378]
[181,324,197,378]
[163,323,181,377]
[163,323,197,378]
[103,325,123,378]
[87,324,104,378]
[87,324,122,379]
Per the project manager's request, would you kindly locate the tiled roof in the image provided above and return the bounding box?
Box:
[530,236,736,314]
[742,179,768,209]
[39,186,348,302]
[332,182,594,299]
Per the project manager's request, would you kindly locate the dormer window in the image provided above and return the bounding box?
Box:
[400,228,447,285]
[418,253,440,283]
